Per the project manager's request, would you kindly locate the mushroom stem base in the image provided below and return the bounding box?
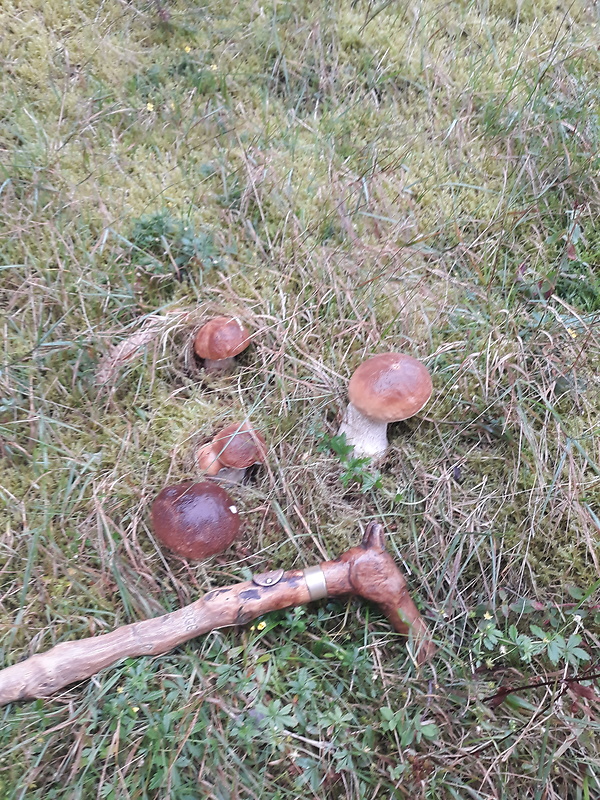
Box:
[215,467,246,484]
[338,403,389,459]
[203,356,235,373]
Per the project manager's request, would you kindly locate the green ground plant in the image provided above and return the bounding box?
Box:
[1,0,600,797]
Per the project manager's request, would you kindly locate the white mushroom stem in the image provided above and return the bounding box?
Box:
[203,356,235,373]
[337,403,389,460]
[214,467,247,484]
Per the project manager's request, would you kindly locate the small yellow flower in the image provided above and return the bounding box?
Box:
[184,46,191,53]
[116,686,124,694]
[257,621,266,631]
[250,625,256,631]
[131,706,139,713]
[146,102,154,111]
[483,611,493,620]
[209,64,217,71]
[567,327,578,339]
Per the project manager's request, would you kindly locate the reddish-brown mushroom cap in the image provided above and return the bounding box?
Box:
[196,444,222,475]
[348,353,433,423]
[193,317,250,362]
[212,422,266,469]
[151,481,240,559]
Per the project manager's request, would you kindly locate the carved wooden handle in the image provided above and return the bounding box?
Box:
[0,524,435,705]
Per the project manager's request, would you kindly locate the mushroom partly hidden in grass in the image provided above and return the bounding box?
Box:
[197,421,266,483]
[338,352,433,460]
[194,316,250,372]
[152,481,241,559]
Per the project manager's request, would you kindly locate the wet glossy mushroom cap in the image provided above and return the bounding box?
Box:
[348,353,433,423]
[212,422,267,469]
[193,317,250,361]
[151,481,241,559]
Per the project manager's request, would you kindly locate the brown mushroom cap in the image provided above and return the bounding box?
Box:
[196,444,222,476]
[151,481,240,559]
[348,353,433,423]
[212,422,266,469]
[193,317,250,361]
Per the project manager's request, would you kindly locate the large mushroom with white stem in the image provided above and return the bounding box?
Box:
[197,421,266,483]
[193,316,250,373]
[337,352,433,460]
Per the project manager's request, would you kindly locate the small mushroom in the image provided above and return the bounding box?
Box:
[151,481,241,559]
[337,352,433,459]
[193,316,250,372]
[196,443,223,476]
[197,421,266,483]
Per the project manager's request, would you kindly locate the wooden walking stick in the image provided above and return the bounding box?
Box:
[0,522,435,705]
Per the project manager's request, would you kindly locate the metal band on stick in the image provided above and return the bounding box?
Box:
[302,564,328,601]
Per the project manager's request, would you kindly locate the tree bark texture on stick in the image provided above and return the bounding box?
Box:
[0,523,435,705]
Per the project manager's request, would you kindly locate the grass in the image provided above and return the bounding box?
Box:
[1,0,600,796]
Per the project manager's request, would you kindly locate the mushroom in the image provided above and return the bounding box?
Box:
[151,481,241,559]
[196,443,223,477]
[193,316,250,372]
[337,352,433,460]
[197,421,266,483]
